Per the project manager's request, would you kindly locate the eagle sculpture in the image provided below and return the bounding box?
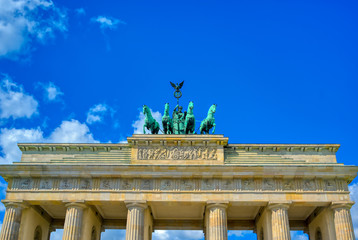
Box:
[170,81,184,91]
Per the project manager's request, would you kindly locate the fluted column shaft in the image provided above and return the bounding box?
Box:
[268,203,291,240]
[0,202,25,240]
[332,203,355,240]
[206,203,228,240]
[62,203,86,240]
[125,202,147,240]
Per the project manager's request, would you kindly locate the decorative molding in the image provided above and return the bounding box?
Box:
[9,177,349,193]
[18,143,130,153]
[137,146,218,160]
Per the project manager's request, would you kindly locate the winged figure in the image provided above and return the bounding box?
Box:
[170,81,184,91]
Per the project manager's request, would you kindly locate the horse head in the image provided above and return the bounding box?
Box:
[164,103,170,115]
[143,105,149,115]
[188,101,194,111]
[208,104,216,114]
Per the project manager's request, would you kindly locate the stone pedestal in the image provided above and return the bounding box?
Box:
[62,203,86,240]
[0,202,25,240]
[331,202,355,240]
[268,203,291,240]
[125,202,148,240]
[205,202,228,240]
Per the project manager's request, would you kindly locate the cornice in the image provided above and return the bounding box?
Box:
[17,142,340,153]
[18,143,130,152]
[226,144,340,153]
[0,164,357,182]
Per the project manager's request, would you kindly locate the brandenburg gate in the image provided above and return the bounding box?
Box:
[0,135,357,240]
[0,83,357,240]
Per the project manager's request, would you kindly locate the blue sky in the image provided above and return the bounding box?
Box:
[0,0,357,239]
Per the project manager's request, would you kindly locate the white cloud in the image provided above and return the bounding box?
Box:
[0,0,67,59]
[86,103,114,125]
[228,230,248,237]
[349,183,358,237]
[101,229,125,240]
[132,108,162,134]
[0,204,4,213]
[0,75,38,119]
[50,230,201,240]
[0,181,7,196]
[44,82,63,101]
[152,230,203,240]
[37,82,63,101]
[49,119,98,143]
[92,15,126,30]
[75,8,85,15]
[0,128,44,164]
[0,119,98,164]
[49,229,63,240]
[290,231,309,240]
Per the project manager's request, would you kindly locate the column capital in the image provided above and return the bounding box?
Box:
[1,200,29,209]
[125,200,148,210]
[206,201,229,210]
[331,201,355,210]
[63,201,88,209]
[267,201,292,211]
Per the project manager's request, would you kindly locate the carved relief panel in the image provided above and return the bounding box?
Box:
[137,146,217,160]
[242,178,255,191]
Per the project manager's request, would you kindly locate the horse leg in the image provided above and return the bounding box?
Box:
[163,122,167,134]
[155,122,160,134]
[193,118,196,134]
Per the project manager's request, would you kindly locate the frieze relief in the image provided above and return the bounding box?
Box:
[283,179,295,191]
[18,178,33,190]
[137,146,217,160]
[324,179,337,191]
[202,179,214,190]
[120,179,133,190]
[100,179,114,190]
[40,178,52,189]
[221,179,233,190]
[263,179,275,191]
[161,179,174,191]
[80,179,92,190]
[302,179,316,191]
[59,178,75,189]
[180,179,194,191]
[10,177,348,193]
[242,179,255,191]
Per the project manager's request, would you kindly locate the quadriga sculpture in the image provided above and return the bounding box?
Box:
[200,104,216,134]
[143,105,160,134]
[184,101,195,134]
[162,103,173,134]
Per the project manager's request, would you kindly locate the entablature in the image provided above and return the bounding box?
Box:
[1,164,357,182]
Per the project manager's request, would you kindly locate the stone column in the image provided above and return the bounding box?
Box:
[62,203,86,240]
[331,202,355,240]
[268,203,291,240]
[0,202,26,240]
[125,201,148,240]
[205,202,228,240]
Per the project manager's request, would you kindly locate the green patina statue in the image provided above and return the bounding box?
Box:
[143,105,160,134]
[172,104,186,134]
[184,101,195,134]
[200,104,216,134]
[141,82,218,135]
[162,103,173,134]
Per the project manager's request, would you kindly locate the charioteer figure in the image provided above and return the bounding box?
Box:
[172,104,186,134]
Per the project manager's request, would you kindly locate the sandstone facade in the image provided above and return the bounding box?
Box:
[0,134,356,240]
